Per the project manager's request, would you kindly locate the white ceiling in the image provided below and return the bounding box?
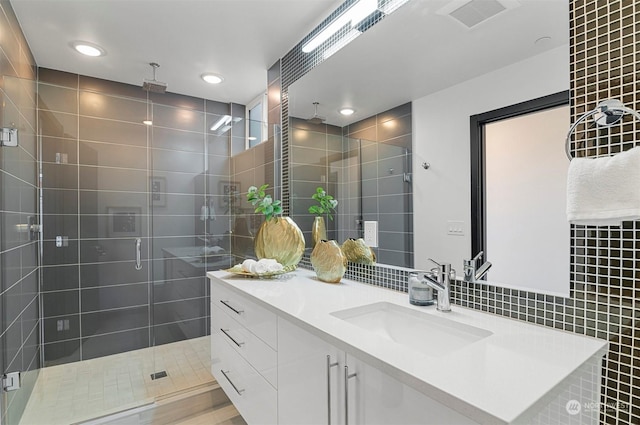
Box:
[10,0,569,117]
[288,0,569,126]
[10,0,344,105]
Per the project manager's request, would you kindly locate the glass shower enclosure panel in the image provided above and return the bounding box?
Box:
[148,102,233,397]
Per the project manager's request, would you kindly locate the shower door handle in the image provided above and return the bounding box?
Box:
[135,238,142,270]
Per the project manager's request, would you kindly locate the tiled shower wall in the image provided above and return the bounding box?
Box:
[0,1,40,424]
[37,68,237,366]
[280,0,638,424]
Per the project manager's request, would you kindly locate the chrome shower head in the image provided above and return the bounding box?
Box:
[307,102,325,124]
[142,62,167,93]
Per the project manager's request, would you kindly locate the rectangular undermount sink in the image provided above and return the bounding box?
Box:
[331,302,492,357]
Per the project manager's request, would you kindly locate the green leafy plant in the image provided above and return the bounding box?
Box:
[308,187,338,220]
[247,184,282,221]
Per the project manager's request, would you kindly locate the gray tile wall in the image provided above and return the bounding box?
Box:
[37,68,236,366]
[0,1,40,424]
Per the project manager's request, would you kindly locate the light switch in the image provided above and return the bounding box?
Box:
[447,221,464,236]
[364,221,378,247]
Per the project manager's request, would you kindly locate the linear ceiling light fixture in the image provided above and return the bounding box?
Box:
[211,115,232,131]
[302,0,378,53]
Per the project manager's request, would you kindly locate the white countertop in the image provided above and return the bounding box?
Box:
[208,268,607,424]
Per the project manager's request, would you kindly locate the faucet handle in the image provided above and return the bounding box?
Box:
[472,251,484,263]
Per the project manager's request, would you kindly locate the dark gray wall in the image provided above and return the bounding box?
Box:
[0,1,40,424]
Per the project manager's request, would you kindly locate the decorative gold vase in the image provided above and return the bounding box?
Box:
[311,216,327,246]
[254,216,305,267]
[341,238,376,265]
[310,240,347,283]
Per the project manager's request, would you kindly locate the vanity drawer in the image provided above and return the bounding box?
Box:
[211,332,277,425]
[212,303,277,388]
[211,282,277,349]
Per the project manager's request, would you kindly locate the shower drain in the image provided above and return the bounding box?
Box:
[150,371,168,380]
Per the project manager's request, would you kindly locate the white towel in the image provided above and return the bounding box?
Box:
[199,205,208,222]
[566,146,640,225]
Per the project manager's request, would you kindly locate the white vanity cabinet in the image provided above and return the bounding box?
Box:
[277,317,345,425]
[209,270,607,425]
[210,283,277,425]
[277,317,477,425]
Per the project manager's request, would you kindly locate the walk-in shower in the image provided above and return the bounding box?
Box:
[1,60,249,424]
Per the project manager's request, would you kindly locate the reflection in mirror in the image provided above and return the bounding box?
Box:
[289,103,413,268]
[284,0,568,278]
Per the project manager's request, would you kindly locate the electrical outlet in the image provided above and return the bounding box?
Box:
[447,221,464,236]
[364,221,378,247]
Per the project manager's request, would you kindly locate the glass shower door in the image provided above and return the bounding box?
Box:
[148,100,234,398]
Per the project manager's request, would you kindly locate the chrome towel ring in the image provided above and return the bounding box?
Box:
[565,99,640,160]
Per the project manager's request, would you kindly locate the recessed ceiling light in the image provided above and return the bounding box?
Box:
[201,73,224,84]
[71,41,106,57]
[534,36,552,45]
[340,108,355,116]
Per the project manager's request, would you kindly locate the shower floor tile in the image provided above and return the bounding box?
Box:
[19,336,214,425]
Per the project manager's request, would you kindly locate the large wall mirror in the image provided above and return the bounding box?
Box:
[286,0,570,293]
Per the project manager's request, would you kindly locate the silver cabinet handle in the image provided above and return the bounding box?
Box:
[135,238,142,270]
[326,355,339,425]
[220,299,244,315]
[344,365,357,425]
[220,369,244,396]
[220,328,244,347]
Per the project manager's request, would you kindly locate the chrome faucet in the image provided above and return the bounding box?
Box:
[420,259,455,312]
[463,251,492,283]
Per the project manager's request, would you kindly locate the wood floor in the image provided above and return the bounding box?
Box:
[173,403,246,425]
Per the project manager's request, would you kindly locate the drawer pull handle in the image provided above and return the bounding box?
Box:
[220,369,245,396]
[220,328,245,347]
[220,300,244,315]
[326,355,339,425]
[344,365,357,425]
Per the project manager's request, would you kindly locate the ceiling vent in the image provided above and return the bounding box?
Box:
[438,0,517,29]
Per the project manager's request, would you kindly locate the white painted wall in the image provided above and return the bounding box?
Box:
[412,45,570,275]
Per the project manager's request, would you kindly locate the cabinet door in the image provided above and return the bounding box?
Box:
[278,318,345,425]
[345,354,478,425]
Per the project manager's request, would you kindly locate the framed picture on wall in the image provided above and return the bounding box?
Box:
[107,207,142,237]
[150,176,167,207]
[219,181,240,209]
